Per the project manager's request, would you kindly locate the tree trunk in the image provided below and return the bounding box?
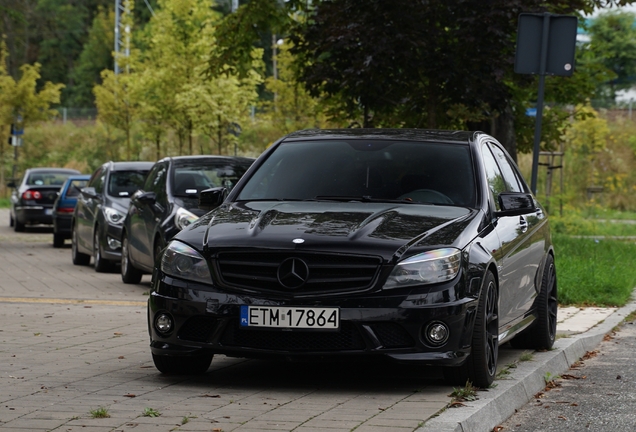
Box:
[492,103,517,163]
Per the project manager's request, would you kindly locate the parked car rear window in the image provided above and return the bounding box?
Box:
[27,172,74,186]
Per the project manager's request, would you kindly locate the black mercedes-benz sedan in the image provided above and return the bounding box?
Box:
[148,129,557,388]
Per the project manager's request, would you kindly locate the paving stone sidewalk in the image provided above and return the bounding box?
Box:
[0,209,622,432]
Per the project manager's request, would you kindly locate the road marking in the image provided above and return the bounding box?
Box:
[0,297,146,307]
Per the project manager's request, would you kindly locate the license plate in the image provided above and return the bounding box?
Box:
[45,209,53,215]
[240,306,340,329]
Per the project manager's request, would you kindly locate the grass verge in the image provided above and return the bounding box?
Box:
[554,233,636,306]
[0,198,10,208]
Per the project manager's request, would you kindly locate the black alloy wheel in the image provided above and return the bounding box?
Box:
[71,223,91,265]
[510,255,557,350]
[444,271,499,388]
[121,233,143,284]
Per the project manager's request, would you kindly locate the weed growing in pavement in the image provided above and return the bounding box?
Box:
[143,407,161,417]
[182,415,197,424]
[89,407,110,418]
[519,351,534,362]
[449,381,478,402]
[544,372,560,385]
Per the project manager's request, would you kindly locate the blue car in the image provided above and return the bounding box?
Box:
[52,175,90,247]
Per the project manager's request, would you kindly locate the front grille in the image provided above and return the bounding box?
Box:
[369,322,415,348]
[215,251,382,295]
[220,321,366,352]
[178,316,218,342]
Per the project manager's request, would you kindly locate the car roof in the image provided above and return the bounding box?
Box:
[282,128,479,144]
[159,155,255,165]
[25,167,82,173]
[108,161,155,171]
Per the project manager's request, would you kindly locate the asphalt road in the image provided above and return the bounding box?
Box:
[499,319,636,431]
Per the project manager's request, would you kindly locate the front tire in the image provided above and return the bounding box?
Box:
[14,217,25,232]
[71,223,91,265]
[93,228,113,273]
[121,233,143,284]
[444,271,499,388]
[53,232,65,248]
[152,352,213,375]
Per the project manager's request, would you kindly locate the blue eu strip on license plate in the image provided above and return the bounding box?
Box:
[240,305,340,329]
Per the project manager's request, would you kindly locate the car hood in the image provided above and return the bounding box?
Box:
[178,201,483,262]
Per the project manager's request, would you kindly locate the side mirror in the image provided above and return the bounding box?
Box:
[81,187,98,199]
[494,192,536,217]
[6,181,15,188]
[199,187,227,211]
[137,191,157,205]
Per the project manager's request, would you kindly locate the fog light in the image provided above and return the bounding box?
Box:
[425,322,449,346]
[155,313,173,334]
[107,236,121,250]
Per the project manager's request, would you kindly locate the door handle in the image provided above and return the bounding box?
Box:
[519,216,528,233]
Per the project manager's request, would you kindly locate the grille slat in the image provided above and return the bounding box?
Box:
[216,251,382,295]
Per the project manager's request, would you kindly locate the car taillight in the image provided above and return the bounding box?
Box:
[57,207,75,213]
[22,190,42,200]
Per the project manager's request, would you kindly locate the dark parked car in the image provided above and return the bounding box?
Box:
[72,161,154,272]
[52,175,91,247]
[9,168,81,232]
[147,129,557,387]
[121,155,254,284]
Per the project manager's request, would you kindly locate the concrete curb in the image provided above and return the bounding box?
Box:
[418,295,636,432]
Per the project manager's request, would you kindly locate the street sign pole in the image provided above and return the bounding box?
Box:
[530,15,551,195]
[515,13,577,195]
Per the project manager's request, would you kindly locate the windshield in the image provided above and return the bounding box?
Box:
[238,140,476,207]
[172,162,251,197]
[108,170,148,197]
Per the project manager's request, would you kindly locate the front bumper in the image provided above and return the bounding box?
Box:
[148,273,479,366]
[100,223,124,261]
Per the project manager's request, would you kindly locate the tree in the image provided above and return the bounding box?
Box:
[209,0,632,160]
[0,44,64,188]
[68,7,115,107]
[587,10,636,104]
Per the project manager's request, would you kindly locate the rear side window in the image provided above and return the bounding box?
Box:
[66,179,88,198]
[108,171,148,197]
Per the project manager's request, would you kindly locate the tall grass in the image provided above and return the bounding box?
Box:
[554,234,636,306]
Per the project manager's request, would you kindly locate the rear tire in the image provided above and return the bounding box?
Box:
[71,223,90,265]
[444,271,499,388]
[152,352,213,375]
[93,228,113,273]
[510,255,557,350]
[9,213,14,227]
[14,218,25,232]
[53,232,65,248]
[121,233,143,284]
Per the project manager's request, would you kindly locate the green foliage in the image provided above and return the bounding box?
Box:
[554,233,636,306]
[89,406,110,418]
[449,381,478,401]
[69,7,115,107]
[142,407,161,417]
[588,11,636,102]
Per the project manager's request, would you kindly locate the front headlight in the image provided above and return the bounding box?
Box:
[161,241,213,285]
[104,207,125,225]
[384,248,461,289]
[175,207,199,230]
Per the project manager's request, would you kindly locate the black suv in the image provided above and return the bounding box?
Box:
[121,156,253,284]
[147,129,557,388]
[72,161,153,272]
